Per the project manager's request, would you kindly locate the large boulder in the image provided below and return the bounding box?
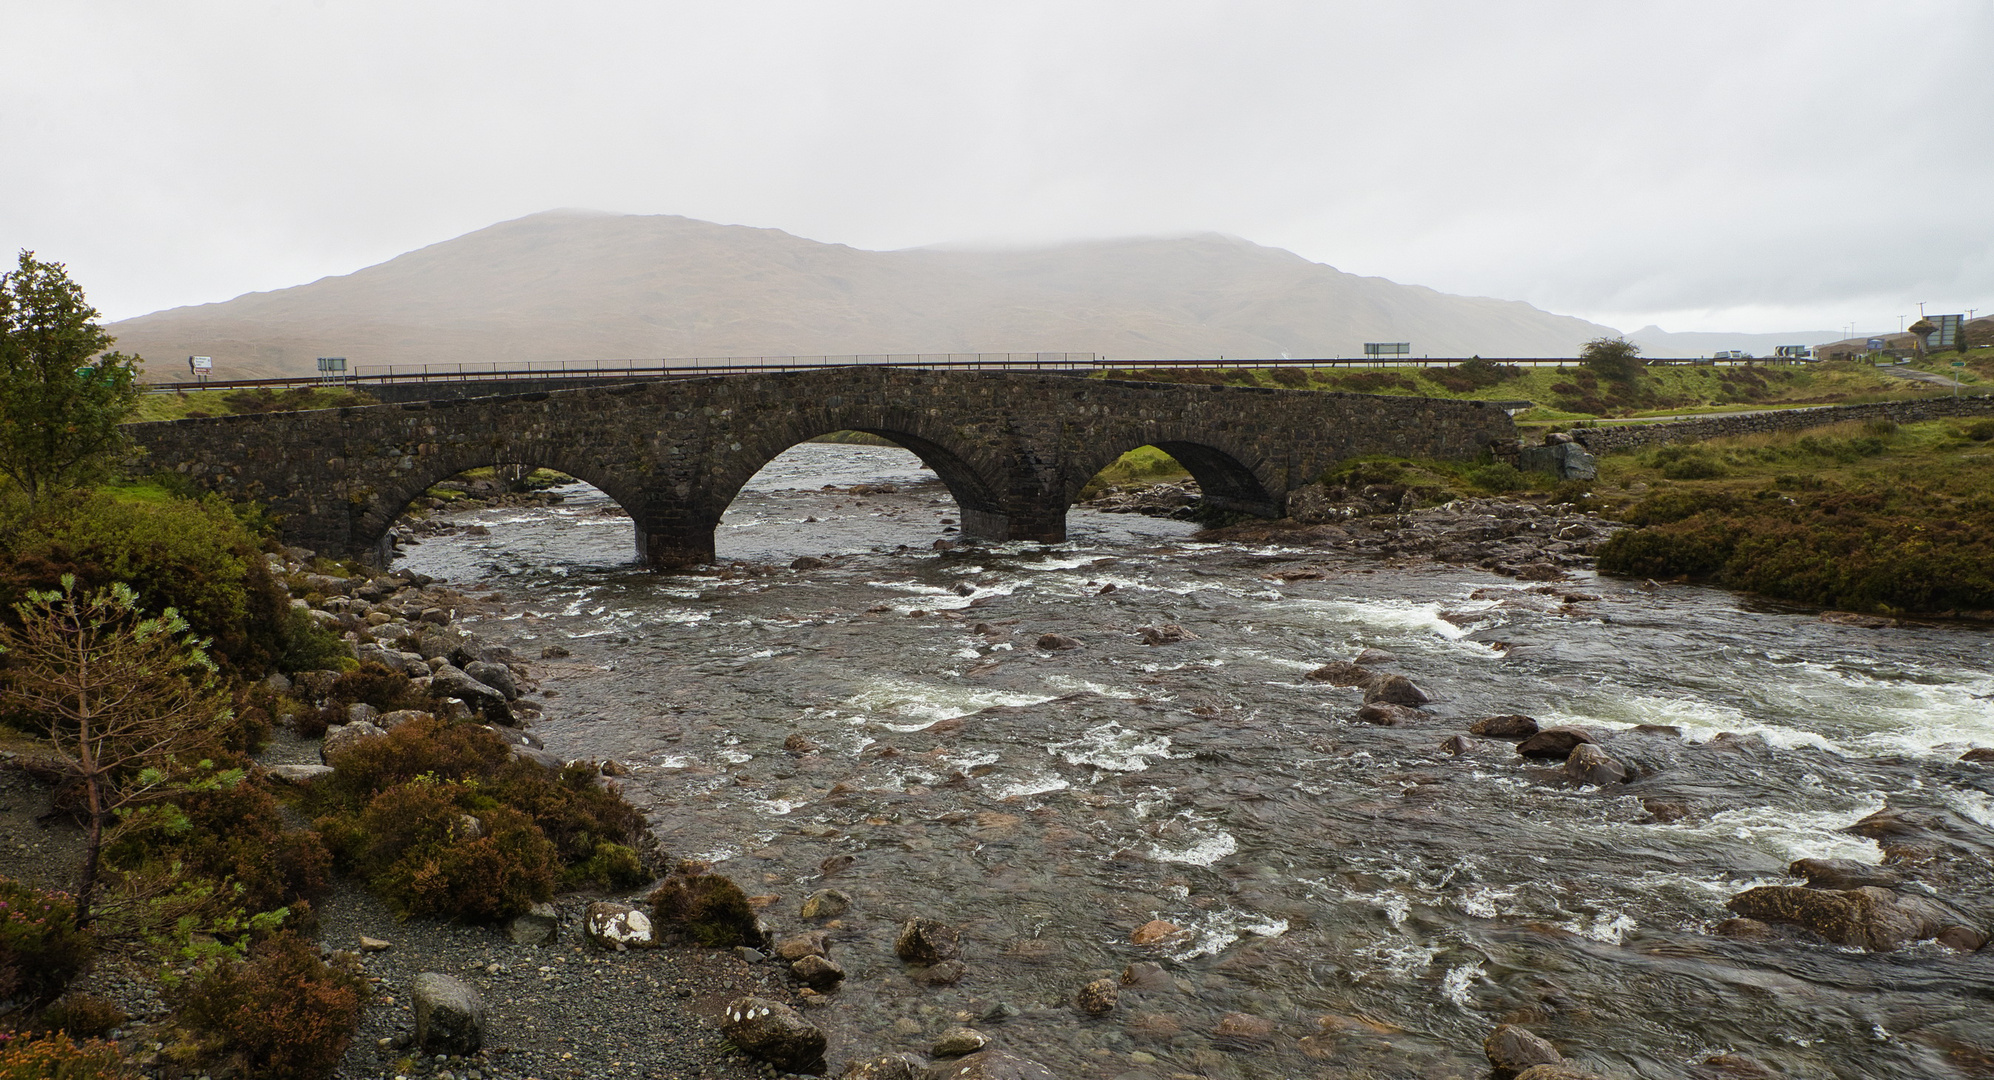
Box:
[583,902,657,950]
[1517,727,1597,759]
[1724,885,1982,951]
[918,1049,1059,1080]
[428,663,512,722]
[321,720,386,764]
[465,660,520,700]
[721,996,827,1074]
[508,902,559,946]
[1787,858,1902,890]
[1470,714,1540,738]
[1305,661,1374,687]
[412,972,485,1055]
[1565,743,1629,786]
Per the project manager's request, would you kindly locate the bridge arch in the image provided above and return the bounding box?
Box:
[1065,430,1283,518]
[354,445,646,563]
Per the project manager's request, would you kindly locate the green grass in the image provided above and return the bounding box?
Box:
[1077,445,1193,499]
[133,386,380,422]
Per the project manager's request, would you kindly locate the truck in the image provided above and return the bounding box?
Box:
[1711,350,1755,361]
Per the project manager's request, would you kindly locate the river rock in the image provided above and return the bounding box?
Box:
[1516,726,1597,758]
[1687,1055,1780,1078]
[1352,647,1399,665]
[321,720,386,764]
[908,959,966,986]
[465,660,519,700]
[931,1028,988,1057]
[1135,623,1198,645]
[1844,805,1994,861]
[1712,917,1777,940]
[541,644,572,658]
[510,744,564,771]
[1725,885,1981,951]
[792,954,846,989]
[1305,661,1374,686]
[1514,1067,1607,1080]
[1788,858,1903,890]
[1362,674,1430,706]
[1565,743,1628,786]
[413,972,485,1055]
[1470,714,1540,738]
[895,918,962,964]
[1212,1012,1277,1044]
[428,664,512,722]
[775,931,830,961]
[842,1053,925,1080]
[1130,920,1182,946]
[1035,633,1082,651]
[1074,977,1119,1015]
[583,902,656,950]
[1960,747,1994,763]
[918,1049,1059,1080]
[802,889,852,919]
[1485,1023,1562,1077]
[498,902,557,946]
[1356,703,1420,726]
[721,996,827,1074]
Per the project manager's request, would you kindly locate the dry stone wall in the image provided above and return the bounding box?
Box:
[1567,394,1994,456]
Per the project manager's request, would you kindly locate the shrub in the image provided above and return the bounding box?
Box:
[1547,479,1594,506]
[649,864,763,947]
[1464,462,1526,493]
[1659,451,1726,480]
[1964,419,1994,441]
[315,715,511,808]
[351,784,556,921]
[0,878,93,1005]
[1268,366,1309,387]
[302,662,428,735]
[567,841,650,892]
[0,1033,132,1080]
[106,774,332,915]
[1579,337,1644,382]
[172,932,367,1080]
[487,761,646,879]
[29,994,125,1039]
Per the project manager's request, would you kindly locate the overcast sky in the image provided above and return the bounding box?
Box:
[5,1,1989,334]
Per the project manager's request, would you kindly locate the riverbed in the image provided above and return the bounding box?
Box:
[396,442,1994,1080]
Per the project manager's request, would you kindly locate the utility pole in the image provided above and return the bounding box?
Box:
[1918,301,1927,317]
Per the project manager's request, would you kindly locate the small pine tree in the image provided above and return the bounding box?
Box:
[0,251,143,505]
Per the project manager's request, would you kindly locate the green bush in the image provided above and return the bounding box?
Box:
[348,781,556,921]
[172,932,367,1080]
[648,864,763,947]
[301,662,429,736]
[1963,419,1994,441]
[0,1033,131,1080]
[315,715,511,808]
[1464,462,1526,493]
[105,774,331,916]
[486,760,648,884]
[0,490,299,675]
[28,994,125,1039]
[0,877,93,1006]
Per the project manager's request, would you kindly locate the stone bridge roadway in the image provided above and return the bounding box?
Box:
[127,368,1515,568]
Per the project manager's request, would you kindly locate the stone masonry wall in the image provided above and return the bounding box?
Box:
[1566,393,1994,456]
[127,369,1516,567]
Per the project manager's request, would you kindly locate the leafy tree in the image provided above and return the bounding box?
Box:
[0,252,143,505]
[0,577,230,929]
[1578,336,1645,382]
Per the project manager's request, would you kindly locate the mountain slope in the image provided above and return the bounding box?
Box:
[112,210,1625,379]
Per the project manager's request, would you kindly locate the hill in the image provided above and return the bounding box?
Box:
[110,210,1628,380]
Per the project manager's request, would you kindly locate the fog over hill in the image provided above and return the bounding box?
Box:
[110,210,1803,380]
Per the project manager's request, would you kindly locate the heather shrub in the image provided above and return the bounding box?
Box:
[106,774,331,915]
[487,760,647,874]
[649,863,764,947]
[567,842,650,892]
[0,1033,132,1080]
[1964,418,1994,441]
[0,877,93,1005]
[172,932,367,1080]
[315,715,511,808]
[29,993,125,1039]
[337,779,556,921]
[302,662,429,735]
[1464,462,1525,493]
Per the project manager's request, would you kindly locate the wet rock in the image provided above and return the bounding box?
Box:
[1725,885,1981,951]
[842,1053,925,1080]
[931,1028,988,1058]
[413,972,484,1056]
[785,733,821,754]
[1135,623,1198,645]
[1516,727,1598,759]
[1688,1054,1780,1079]
[1074,977,1119,1015]
[1514,1066,1606,1080]
[1035,633,1082,651]
[791,556,828,570]
[1212,1012,1277,1044]
[721,996,827,1074]
[1305,661,1373,686]
[802,889,852,919]
[1470,714,1540,738]
[428,663,512,722]
[583,902,657,950]
[464,660,519,700]
[895,919,963,965]
[1120,961,1169,988]
[1845,805,1994,861]
[1441,734,1508,757]
[1564,743,1628,786]
[1706,731,1771,753]
[908,960,966,987]
[1713,917,1776,940]
[1960,748,1994,763]
[1352,647,1399,665]
[321,720,386,764]
[917,1049,1059,1080]
[507,902,559,946]
[1484,1023,1563,1078]
[540,644,572,659]
[792,954,846,989]
[1361,674,1429,706]
[1130,920,1182,946]
[1788,858,1904,890]
[1356,703,1421,726]
[775,931,830,961]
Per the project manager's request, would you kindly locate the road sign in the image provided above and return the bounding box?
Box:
[1953,361,1967,368]
[1363,342,1411,357]
[1866,338,1888,350]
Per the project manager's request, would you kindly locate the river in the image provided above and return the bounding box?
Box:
[395,442,1994,1080]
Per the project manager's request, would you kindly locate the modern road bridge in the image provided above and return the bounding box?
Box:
[127,367,1515,568]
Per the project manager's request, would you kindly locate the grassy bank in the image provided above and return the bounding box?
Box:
[1097,348,1992,423]
[132,385,380,423]
[1592,417,1994,615]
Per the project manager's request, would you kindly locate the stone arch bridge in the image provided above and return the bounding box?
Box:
[127,368,1515,568]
